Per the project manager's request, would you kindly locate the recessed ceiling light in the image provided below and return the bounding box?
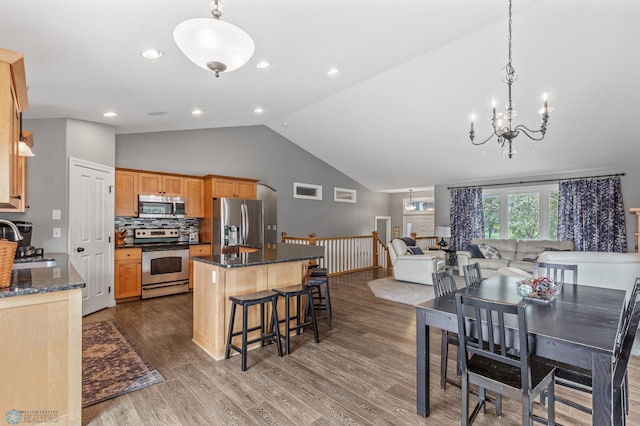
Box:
[103,112,118,118]
[256,61,271,69]
[327,68,339,76]
[281,122,288,128]
[254,107,264,114]
[141,49,164,59]
[192,109,203,115]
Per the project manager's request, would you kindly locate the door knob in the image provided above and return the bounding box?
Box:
[76,247,85,252]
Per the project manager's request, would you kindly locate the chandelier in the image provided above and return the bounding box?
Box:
[407,189,416,211]
[469,0,551,158]
[173,0,255,77]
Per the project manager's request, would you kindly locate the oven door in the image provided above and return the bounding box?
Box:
[141,249,189,285]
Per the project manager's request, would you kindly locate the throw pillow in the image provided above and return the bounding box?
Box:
[478,244,502,259]
[401,237,416,247]
[467,244,485,259]
[523,247,546,262]
[407,247,424,255]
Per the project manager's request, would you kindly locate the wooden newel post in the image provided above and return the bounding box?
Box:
[411,232,417,241]
[281,231,287,242]
[308,233,317,267]
[372,231,379,268]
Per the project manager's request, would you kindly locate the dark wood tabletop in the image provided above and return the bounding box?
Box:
[416,274,627,425]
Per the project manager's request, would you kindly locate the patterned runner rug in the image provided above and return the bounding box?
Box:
[82,319,164,407]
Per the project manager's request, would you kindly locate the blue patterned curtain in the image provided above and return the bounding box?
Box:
[450,188,484,254]
[558,177,627,252]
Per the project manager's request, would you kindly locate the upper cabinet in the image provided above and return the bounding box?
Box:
[138,172,184,197]
[115,169,139,217]
[115,168,206,218]
[207,175,257,199]
[0,48,30,212]
[184,177,205,218]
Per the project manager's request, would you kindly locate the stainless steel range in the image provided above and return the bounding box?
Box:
[134,228,190,299]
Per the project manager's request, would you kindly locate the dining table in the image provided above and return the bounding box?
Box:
[415,274,627,425]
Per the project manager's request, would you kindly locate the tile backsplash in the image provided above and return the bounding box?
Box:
[115,217,200,242]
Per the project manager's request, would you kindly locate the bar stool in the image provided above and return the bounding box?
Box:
[272,284,319,354]
[225,290,283,371]
[307,268,332,330]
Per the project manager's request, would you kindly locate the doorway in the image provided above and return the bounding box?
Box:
[68,157,114,315]
[375,216,391,245]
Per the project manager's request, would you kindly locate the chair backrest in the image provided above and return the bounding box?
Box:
[463,263,483,287]
[455,294,531,391]
[613,288,640,388]
[534,261,578,284]
[432,269,457,299]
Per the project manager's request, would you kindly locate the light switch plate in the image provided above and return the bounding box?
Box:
[52,209,61,220]
[53,228,61,238]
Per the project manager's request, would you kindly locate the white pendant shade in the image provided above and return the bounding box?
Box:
[18,141,35,157]
[173,18,255,75]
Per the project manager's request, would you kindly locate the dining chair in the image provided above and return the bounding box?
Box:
[540,278,640,420]
[455,293,556,425]
[534,262,578,284]
[432,269,460,390]
[463,263,483,287]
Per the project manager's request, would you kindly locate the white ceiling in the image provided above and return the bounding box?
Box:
[2,0,639,192]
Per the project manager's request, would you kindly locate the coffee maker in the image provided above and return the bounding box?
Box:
[0,220,42,258]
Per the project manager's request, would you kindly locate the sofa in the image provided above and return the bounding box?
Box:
[388,238,446,285]
[456,238,575,278]
[537,251,640,297]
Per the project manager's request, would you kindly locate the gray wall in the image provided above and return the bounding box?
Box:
[116,125,390,237]
[1,118,116,252]
[433,165,640,251]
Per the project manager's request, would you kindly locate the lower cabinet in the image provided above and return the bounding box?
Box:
[114,248,142,300]
[189,244,212,289]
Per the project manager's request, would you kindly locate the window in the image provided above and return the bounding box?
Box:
[293,182,322,200]
[403,197,434,214]
[482,184,558,240]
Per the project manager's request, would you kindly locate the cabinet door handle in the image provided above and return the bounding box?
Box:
[76,247,85,252]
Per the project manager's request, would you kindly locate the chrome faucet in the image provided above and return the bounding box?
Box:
[0,219,23,241]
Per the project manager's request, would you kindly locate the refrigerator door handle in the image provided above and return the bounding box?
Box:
[241,203,247,245]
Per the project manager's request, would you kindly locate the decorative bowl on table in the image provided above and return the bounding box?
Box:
[517,277,562,303]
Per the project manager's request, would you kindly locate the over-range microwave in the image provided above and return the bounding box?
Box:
[138,195,186,218]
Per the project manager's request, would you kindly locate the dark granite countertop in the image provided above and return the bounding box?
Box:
[1,253,86,298]
[193,243,324,268]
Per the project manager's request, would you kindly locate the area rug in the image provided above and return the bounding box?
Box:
[367,275,467,306]
[82,320,164,407]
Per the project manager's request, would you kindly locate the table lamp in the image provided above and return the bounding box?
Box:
[435,226,451,248]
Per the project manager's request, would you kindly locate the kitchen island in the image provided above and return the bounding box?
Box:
[192,243,324,360]
[0,253,85,425]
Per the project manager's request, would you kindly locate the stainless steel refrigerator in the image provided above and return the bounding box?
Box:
[212,198,264,255]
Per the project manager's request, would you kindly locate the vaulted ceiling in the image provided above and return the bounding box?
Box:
[2,0,639,191]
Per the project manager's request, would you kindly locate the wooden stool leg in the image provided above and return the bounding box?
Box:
[225,302,237,359]
[270,297,283,357]
[241,304,249,372]
[306,288,319,343]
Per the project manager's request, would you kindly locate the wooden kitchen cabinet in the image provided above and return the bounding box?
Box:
[0,49,29,211]
[207,175,258,199]
[115,169,139,217]
[138,172,184,197]
[189,244,211,289]
[114,248,142,300]
[185,177,205,218]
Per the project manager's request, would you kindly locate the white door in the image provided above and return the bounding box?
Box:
[69,158,114,315]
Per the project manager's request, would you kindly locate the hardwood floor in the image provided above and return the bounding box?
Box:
[82,269,640,425]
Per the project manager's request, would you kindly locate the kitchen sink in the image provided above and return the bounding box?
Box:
[12,258,57,270]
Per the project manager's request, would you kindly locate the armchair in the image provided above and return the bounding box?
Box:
[388,239,445,285]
